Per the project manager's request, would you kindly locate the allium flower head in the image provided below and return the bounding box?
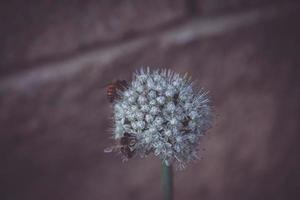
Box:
[112,68,212,169]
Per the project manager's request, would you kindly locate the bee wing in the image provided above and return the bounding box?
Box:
[104,146,114,153]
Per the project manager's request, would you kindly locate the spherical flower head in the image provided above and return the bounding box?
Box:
[112,68,213,169]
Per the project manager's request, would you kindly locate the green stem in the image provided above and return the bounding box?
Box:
[161,162,173,200]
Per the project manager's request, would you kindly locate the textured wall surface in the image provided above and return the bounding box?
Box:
[0,0,186,76]
[1,1,299,200]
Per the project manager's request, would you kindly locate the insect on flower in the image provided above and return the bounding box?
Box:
[104,132,137,160]
[106,80,128,103]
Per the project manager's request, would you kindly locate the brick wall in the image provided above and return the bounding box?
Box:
[1,1,299,200]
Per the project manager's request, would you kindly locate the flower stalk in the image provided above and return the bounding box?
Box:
[105,68,214,200]
[162,162,173,200]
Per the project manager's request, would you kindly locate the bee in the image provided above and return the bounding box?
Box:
[106,80,128,103]
[119,132,137,159]
[104,132,137,160]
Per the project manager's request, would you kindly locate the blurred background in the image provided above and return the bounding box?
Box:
[0,0,299,200]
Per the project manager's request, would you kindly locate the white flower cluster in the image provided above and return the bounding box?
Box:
[113,68,212,169]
